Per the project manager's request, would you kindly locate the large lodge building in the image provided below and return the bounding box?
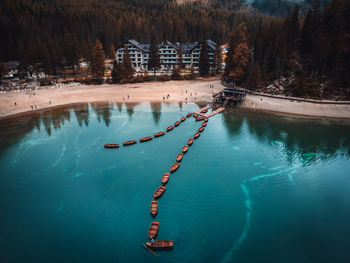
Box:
[116,39,217,71]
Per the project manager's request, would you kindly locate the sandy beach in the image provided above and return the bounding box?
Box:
[0,79,349,120]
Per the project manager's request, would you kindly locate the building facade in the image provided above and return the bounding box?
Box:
[116,39,216,71]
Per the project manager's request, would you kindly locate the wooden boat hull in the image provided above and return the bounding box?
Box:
[170,163,180,173]
[148,221,159,240]
[194,132,200,139]
[154,131,165,137]
[123,140,137,146]
[104,144,119,149]
[196,117,205,121]
[180,116,186,122]
[166,126,174,132]
[146,240,174,250]
[150,200,158,217]
[204,118,208,122]
[198,127,204,133]
[174,121,180,127]
[140,136,153,143]
[186,113,192,118]
[188,138,194,146]
[182,145,188,154]
[201,109,208,113]
[154,186,166,199]
[176,153,183,162]
[162,173,170,185]
[202,122,207,127]
[193,114,198,118]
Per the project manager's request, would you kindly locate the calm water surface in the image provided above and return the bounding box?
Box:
[0,102,350,263]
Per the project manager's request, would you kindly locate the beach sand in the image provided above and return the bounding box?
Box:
[242,94,350,120]
[0,79,349,120]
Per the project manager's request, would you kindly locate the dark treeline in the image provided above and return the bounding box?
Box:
[225,0,350,99]
[1,0,264,62]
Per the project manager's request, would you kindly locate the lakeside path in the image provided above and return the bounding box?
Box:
[241,94,350,120]
[0,79,349,120]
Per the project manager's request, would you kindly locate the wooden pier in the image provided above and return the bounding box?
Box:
[194,106,225,118]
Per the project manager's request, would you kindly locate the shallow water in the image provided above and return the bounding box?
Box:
[0,102,350,263]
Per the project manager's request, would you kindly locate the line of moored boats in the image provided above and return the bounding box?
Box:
[104,111,208,149]
[146,112,208,251]
[103,108,209,252]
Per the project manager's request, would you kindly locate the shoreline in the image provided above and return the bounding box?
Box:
[0,80,349,121]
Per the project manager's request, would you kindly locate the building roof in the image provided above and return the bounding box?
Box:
[122,39,216,53]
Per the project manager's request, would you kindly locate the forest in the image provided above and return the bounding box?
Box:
[0,0,349,99]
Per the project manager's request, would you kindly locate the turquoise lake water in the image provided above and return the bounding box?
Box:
[1,102,350,263]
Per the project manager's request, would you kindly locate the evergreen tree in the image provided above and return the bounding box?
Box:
[224,31,235,76]
[199,41,210,76]
[178,43,183,68]
[91,38,105,83]
[109,44,116,60]
[229,42,250,83]
[224,23,248,76]
[213,45,222,74]
[112,60,123,83]
[0,62,7,79]
[246,62,262,91]
[42,46,54,76]
[148,35,160,76]
[122,45,134,79]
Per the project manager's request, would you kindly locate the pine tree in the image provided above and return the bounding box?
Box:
[148,35,160,77]
[109,44,116,60]
[224,31,235,76]
[178,43,183,68]
[91,38,105,83]
[42,46,54,77]
[213,45,222,74]
[199,41,209,76]
[224,23,248,76]
[112,60,123,83]
[122,45,135,80]
[229,42,250,83]
[0,62,7,79]
[246,62,262,91]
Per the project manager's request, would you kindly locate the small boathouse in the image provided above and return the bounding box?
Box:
[212,87,246,106]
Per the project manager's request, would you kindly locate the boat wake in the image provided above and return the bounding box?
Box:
[222,166,299,263]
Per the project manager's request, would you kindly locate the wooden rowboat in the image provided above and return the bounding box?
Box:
[201,109,208,113]
[148,221,159,240]
[162,173,170,185]
[188,138,194,146]
[104,144,119,149]
[176,153,183,162]
[154,186,166,199]
[123,140,137,146]
[174,121,180,127]
[198,127,204,133]
[186,112,192,118]
[194,132,200,139]
[170,163,180,173]
[204,118,209,122]
[196,117,205,121]
[193,114,198,118]
[146,240,174,250]
[154,131,165,138]
[140,136,153,143]
[150,200,158,217]
[202,122,207,127]
[180,116,186,122]
[182,145,188,154]
[166,125,174,132]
